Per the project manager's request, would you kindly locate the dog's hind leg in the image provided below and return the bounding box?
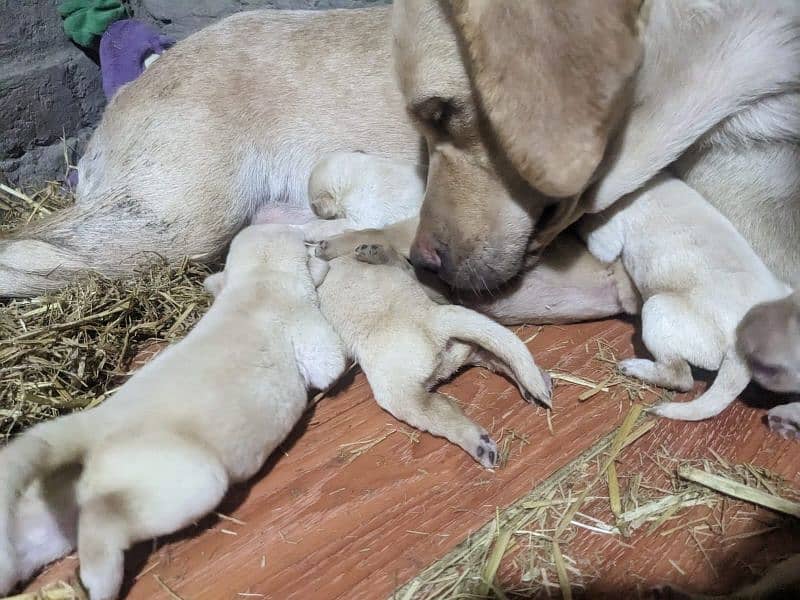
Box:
[371,381,497,468]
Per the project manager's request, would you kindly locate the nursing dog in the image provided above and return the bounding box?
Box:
[1,2,796,329]
[0,225,345,599]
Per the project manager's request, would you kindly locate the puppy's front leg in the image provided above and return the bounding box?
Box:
[315,217,420,260]
[767,402,800,440]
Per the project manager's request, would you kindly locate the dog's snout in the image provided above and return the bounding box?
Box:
[410,232,445,273]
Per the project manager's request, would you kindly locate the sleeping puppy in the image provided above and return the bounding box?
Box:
[0,224,345,600]
[737,291,800,439]
[579,173,792,421]
[315,242,552,468]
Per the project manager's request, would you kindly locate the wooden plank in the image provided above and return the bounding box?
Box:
[23,319,646,599]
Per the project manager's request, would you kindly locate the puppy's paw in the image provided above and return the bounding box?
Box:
[471,432,498,469]
[314,229,388,260]
[354,243,390,265]
[767,402,800,440]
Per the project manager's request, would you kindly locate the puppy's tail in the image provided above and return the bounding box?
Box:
[0,413,88,593]
[431,305,552,407]
[650,349,751,421]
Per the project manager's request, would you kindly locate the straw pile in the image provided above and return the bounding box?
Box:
[0,183,215,441]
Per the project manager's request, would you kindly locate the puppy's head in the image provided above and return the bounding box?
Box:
[207,224,309,295]
[394,0,644,290]
[737,294,800,395]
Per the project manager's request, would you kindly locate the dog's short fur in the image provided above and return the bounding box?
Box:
[0,225,345,599]
[580,174,792,421]
[316,242,552,467]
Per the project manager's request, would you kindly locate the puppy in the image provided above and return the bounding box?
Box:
[580,173,792,421]
[0,224,345,599]
[302,151,425,239]
[315,242,552,467]
[737,291,800,439]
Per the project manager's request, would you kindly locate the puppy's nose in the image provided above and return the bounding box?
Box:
[410,232,444,272]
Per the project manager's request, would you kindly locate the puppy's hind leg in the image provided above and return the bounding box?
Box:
[431,305,553,407]
[372,383,498,468]
[619,294,698,392]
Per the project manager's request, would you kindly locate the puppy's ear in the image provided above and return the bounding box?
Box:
[450,0,645,197]
[203,271,226,298]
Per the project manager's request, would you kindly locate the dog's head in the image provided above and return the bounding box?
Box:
[394,0,644,290]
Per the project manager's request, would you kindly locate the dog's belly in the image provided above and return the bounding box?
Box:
[79,6,421,236]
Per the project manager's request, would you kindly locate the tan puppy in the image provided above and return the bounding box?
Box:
[0,225,345,599]
[316,242,552,467]
[580,174,791,421]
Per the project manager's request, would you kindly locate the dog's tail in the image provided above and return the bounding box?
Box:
[431,304,552,407]
[0,413,89,594]
[0,197,141,297]
[650,349,751,422]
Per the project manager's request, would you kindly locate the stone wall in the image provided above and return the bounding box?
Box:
[0,0,390,187]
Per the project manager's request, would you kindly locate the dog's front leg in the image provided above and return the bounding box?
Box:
[462,233,639,325]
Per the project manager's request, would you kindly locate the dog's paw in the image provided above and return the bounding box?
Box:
[472,432,498,469]
[354,243,390,264]
[767,402,800,440]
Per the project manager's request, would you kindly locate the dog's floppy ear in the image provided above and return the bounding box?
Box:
[450,0,645,197]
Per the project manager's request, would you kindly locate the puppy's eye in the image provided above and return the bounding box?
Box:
[411,96,459,134]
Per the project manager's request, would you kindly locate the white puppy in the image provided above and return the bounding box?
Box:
[0,224,345,600]
[580,173,792,421]
[316,242,552,467]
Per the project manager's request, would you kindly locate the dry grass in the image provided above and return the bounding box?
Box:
[0,184,215,441]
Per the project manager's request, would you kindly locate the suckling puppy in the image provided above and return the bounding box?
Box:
[315,242,552,467]
[0,224,345,600]
[580,173,792,421]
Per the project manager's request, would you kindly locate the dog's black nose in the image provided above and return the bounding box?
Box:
[410,232,445,273]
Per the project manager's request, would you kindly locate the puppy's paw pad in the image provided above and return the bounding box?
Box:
[473,432,498,469]
[354,243,388,264]
[767,412,800,440]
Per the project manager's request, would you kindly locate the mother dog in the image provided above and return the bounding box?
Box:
[1,1,797,320]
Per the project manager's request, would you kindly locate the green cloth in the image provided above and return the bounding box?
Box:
[59,0,127,48]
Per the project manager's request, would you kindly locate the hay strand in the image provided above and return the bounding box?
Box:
[678,465,800,518]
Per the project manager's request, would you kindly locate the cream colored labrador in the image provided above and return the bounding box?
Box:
[579,174,791,421]
[0,2,795,326]
[316,242,552,467]
[0,225,345,600]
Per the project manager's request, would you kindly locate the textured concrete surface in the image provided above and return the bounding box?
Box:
[0,0,390,187]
